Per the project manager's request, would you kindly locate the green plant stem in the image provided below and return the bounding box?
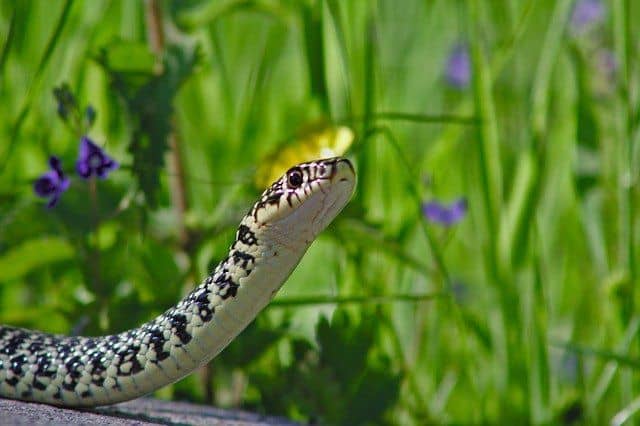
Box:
[613,0,636,313]
[339,112,479,126]
[270,292,444,307]
[87,178,106,331]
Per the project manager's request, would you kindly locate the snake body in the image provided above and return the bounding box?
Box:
[0,157,355,407]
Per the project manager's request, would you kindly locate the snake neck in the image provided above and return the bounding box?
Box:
[0,215,308,407]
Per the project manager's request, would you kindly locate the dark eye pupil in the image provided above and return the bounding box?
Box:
[288,170,303,187]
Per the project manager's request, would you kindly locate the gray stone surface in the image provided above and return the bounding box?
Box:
[0,397,298,425]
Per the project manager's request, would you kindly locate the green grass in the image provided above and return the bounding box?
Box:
[0,0,639,424]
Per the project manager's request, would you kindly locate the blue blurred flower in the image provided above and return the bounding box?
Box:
[53,84,77,121]
[597,49,617,78]
[560,352,578,383]
[450,280,469,303]
[570,0,605,34]
[445,44,471,89]
[33,156,70,208]
[422,198,467,226]
[76,136,119,179]
[84,105,96,128]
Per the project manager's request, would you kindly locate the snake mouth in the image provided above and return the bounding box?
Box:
[330,158,356,183]
[341,158,355,175]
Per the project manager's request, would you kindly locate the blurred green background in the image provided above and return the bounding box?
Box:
[1,0,639,424]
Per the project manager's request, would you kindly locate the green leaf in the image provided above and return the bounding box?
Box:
[99,40,156,74]
[348,357,402,425]
[0,237,74,282]
[317,310,374,384]
[98,42,200,208]
[220,316,289,367]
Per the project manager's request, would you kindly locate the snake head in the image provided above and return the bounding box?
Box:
[249,157,356,242]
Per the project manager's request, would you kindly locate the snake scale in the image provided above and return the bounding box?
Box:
[0,157,355,407]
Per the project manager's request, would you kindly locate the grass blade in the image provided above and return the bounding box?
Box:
[271,292,444,307]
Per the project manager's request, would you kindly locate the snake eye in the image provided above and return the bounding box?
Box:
[287,168,304,188]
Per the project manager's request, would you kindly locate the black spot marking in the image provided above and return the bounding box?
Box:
[10,354,28,375]
[214,274,239,300]
[265,193,280,205]
[2,331,29,356]
[169,314,192,345]
[32,379,46,391]
[232,251,255,268]
[237,225,258,245]
[88,351,107,386]
[35,353,56,378]
[251,181,285,220]
[193,290,214,322]
[146,327,169,362]
[116,346,143,376]
[82,339,98,351]
[89,351,107,374]
[63,355,83,391]
[28,341,44,353]
[130,358,143,375]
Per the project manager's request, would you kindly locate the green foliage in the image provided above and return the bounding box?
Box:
[0,0,639,424]
[97,41,200,207]
[248,309,401,425]
[0,237,74,282]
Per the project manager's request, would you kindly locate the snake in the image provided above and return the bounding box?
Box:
[0,157,355,407]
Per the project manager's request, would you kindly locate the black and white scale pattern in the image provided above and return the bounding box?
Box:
[0,157,354,407]
[0,218,259,406]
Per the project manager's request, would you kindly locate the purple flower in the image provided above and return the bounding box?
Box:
[53,84,77,121]
[76,136,118,179]
[596,49,618,78]
[570,0,605,34]
[450,280,469,303]
[84,105,96,128]
[445,44,471,89]
[422,198,467,226]
[33,156,70,208]
[560,352,578,383]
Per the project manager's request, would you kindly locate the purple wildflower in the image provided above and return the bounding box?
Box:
[596,49,617,78]
[570,0,605,34]
[450,280,469,303]
[422,198,467,226]
[445,44,471,89]
[84,105,96,128]
[560,352,578,383]
[76,136,119,179]
[53,84,77,121]
[33,156,70,208]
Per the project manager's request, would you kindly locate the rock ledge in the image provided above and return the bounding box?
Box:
[0,397,297,425]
